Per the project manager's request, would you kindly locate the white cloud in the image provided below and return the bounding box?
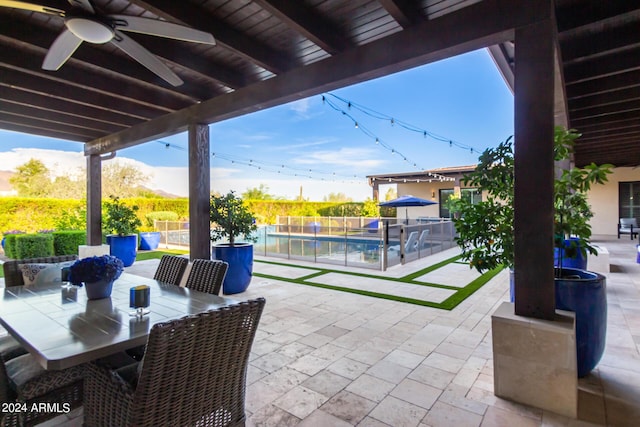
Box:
[289,98,311,115]
[0,149,372,201]
[295,147,386,170]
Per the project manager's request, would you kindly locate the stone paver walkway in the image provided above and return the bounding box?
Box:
[2,235,640,426]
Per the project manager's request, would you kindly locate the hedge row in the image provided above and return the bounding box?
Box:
[3,231,86,259]
[0,197,383,239]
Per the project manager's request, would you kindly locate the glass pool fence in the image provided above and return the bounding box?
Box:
[154,216,456,271]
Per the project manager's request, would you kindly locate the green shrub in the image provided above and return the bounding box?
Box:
[15,233,54,259]
[145,211,179,227]
[4,234,20,258]
[53,230,87,255]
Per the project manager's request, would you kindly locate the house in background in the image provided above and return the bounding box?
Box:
[370,165,640,237]
[368,165,479,220]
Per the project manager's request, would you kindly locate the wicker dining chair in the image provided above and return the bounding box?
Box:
[84,298,266,427]
[1,254,80,424]
[2,354,85,427]
[153,255,189,285]
[184,259,229,295]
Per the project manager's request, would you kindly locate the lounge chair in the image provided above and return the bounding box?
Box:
[618,218,638,240]
[389,231,419,254]
[417,229,430,249]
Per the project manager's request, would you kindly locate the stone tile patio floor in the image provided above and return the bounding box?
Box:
[2,235,639,426]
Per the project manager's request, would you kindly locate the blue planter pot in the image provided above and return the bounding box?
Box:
[509,267,607,377]
[554,238,587,270]
[139,232,161,250]
[555,267,607,378]
[212,243,253,295]
[108,234,137,267]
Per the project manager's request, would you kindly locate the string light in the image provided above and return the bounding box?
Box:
[322,96,423,171]
[324,93,483,154]
[322,96,454,181]
[211,152,365,183]
[155,140,364,184]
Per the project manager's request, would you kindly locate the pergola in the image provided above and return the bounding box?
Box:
[2,0,640,324]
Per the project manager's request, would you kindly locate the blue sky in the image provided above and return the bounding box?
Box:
[0,48,513,200]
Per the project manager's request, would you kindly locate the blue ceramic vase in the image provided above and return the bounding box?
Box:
[85,278,115,300]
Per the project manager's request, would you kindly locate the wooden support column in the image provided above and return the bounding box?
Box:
[513,9,556,319]
[370,179,379,201]
[86,154,102,245]
[188,123,211,261]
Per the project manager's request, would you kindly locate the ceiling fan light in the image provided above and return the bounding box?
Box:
[66,18,114,44]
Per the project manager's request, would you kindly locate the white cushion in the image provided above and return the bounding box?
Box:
[19,261,74,286]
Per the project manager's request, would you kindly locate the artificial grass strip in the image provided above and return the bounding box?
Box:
[400,255,462,281]
[253,272,444,308]
[438,266,504,310]
[136,249,188,261]
[254,261,503,310]
[256,254,463,283]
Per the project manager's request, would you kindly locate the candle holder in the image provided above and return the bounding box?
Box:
[129,285,150,318]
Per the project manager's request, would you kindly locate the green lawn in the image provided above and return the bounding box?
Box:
[136,249,189,261]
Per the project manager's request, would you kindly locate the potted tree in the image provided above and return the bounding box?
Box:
[209,191,258,294]
[103,196,142,267]
[454,127,612,377]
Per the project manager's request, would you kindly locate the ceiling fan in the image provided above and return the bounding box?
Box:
[0,0,216,86]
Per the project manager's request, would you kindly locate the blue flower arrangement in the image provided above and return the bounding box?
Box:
[69,255,124,284]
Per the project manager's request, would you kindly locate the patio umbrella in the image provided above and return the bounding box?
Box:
[379,195,438,223]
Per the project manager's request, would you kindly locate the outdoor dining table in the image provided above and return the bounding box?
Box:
[0,272,238,370]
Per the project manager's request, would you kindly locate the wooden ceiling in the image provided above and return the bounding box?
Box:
[1,0,638,167]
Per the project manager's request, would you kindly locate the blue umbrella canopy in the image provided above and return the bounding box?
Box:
[379,195,438,207]
[379,195,438,223]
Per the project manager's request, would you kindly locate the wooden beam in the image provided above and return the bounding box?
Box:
[570,99,640,121]
[0,86,143,128]
[487,44,514,94]
[253,0,352,54]
[127,0,295,74]
[1,102,123,134]
[0,68,170,119]
[0,112,103,139]
[188,124,211,261]
[0,43,194,111]
[86,0,548,155]
[513,4,556,320]
[378,0,424,28]
[563,48,640,85]
[86,155,102,246]
[0,122,88,142]
[569,86,640,112]
[567,71,640,100]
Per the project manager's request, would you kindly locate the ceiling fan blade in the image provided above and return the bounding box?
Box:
[110,15,215,45]
[67,0,93,13]
[110,31,183,86]
[0,0,65,16]
[42,29,83,70]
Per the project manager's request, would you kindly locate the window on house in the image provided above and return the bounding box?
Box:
[439,189,454,218]
[439,188,482,218]
[619,181,640,221]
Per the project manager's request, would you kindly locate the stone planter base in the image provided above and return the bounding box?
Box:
[492,302,577,418]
